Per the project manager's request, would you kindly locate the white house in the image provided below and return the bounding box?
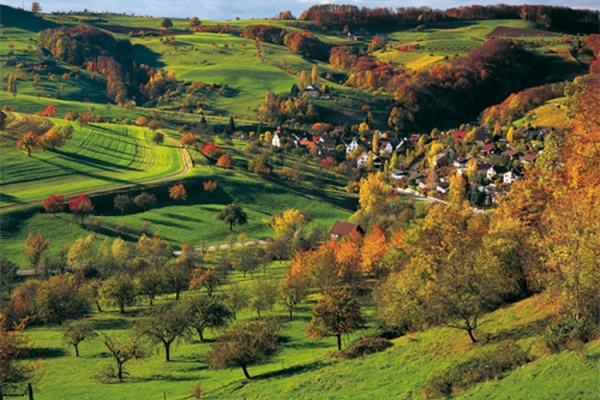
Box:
[356,151,369,168]
[346,139,360,154]
[486,166,507,180]
[503,170,523,184]
[379,141,394,155]
[272,133,281,148]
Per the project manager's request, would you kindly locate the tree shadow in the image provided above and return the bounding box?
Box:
[484,316,552,345]
[253,361,326,381]
[143,218,193,230]
[90,318,132,331]
[23,347,68,359]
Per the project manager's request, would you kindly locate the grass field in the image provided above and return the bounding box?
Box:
[0,113,184,206]
[20,287,599,400]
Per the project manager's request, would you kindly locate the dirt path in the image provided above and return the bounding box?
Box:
[1,131,192,211]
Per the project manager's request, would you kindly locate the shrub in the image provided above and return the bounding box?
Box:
[423,341,532,399]
[336,335,393,360]
[543,320,597,353]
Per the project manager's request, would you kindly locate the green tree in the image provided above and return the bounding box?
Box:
[135,269,163,306]
[35,275,90,325]
[222,282,249,320]
[207,318,282,379]
[249,277,278,318]
[101,334,146,382]
[151,131,164,145]
[162,261,191,301]
[217,203,248,231]
[190,16,201,28]
[280,273,308,321]
[136,303,189,362]
[62,321,98,357]
[100,274,137,313]
[184,296,232,341]
[306,286,365,351]
[0,256,18,307]
[160,18,173,29]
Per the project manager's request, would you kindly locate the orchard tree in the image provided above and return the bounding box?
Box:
[0,256,18,307]
[43,193,65,216]
[190,16,202,28]
[113,194,132,215]
[136,303,189,362]
[100,274,136,313]
[41,104,58,117]
[23,232,50,270]
[169,184,187,201]
[184,296,232,342]
[306,286,365,351]
[280,271,308,321]
[160,18,173,29]
[216,154,233,168]
[208,318,281,379]
[101,334,146,382]
[68,193,93,226]
[249,277,278,318]
[217,203,248,231]
[151,131,164,145]
[222,282,249,320]
[190,270,219,297]
[0,318,36,398]
[62,321,97,357]
[31,2,41,12]
[35,275,90,325]
[133,192,156,211]
[135,268,163,306]
[180,132,197,148]
[16,131,42,156]
[162,261,191,301]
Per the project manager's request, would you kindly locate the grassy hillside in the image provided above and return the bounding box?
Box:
[0,113,184,206]
[21,290,599,400]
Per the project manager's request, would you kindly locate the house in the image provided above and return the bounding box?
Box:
[319,93,331,100]
[345,139,360,154]
[311,135,324,144]
[502,149,521,160]
[408,134,421,146]
[395,138,413,152]
[390,169,408,180]
[323,139,337,152]
[379,140,394,155]
[272,133,281,148]
[453,130,468,143]
[486,165,508,180]
[436,182,450,194]
[481,143,499,156]
[522,153,537,164]
[503,169,523,184]
[356,152,369,168]
[453,157,468,169]
[303,85,320,98]
[474,130,493,146]
[330,221,364,240]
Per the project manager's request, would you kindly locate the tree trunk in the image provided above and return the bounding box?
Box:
[165,343,171,362]
[336,334,342,351]
[229,221,233,231]
[117,362,124,382]
[95,301,103,312]
[149,295,154,306]
[289,310,293,321]
[467,328,478,343]
[74,344,80,357]
[198,329,204,342]
[175,290,180,301]
[120,303,125,313]
[241,364,252,379]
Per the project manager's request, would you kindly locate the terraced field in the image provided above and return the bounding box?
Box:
[0,113,184,206]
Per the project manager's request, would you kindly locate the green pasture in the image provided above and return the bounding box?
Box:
[0,113,184,207]
[0,164,354,268]
[20,284,599,399]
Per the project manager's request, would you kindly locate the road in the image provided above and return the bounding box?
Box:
[1,131,192,211]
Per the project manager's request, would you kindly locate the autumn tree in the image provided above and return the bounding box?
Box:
[190,16,202,28]
[62,321,98,357]
[113,194,132,215]
[101,334,146,382]
[305,286,365,351]
[135,268,163,306]
[216,154,233,168]
[162,261,191,301]
[31,2,41,12]
[217,203,248,231]
[190,270,220,297]
[136,302,189,362]
[184,296,232,341]
[0,318,36,398]
[311,64,319,86]
[169,184,187,201]
[23,232,50,270]
[249,277,278,318]
[100,274,137,313]
[43,193,65,216]
[0,256,18,307]
[360,225,388,277]
[35,275,90,325]
[280,270,308,321]
[180,132,197,148]
[16,131,42,156]
[448,171,467,204]
[271,209,307,240]
[41,104,57,117]
[68,193,94,226]
[133,192,156,211]
[298,70,308,90]
[207,318,282,379]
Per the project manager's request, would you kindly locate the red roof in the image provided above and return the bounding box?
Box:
[312,136,322,143]
[453,130,468,142]
[330,221,364,237]
[299,140,315,147]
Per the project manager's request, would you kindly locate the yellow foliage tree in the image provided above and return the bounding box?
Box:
[272,209,307,240]
[358,173,392,215]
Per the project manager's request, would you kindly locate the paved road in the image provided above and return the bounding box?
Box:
[172,240,267,257]
[1,131,192,211]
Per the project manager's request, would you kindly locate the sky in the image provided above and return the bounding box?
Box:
[1,0,598,21]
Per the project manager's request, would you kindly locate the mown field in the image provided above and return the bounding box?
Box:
[0,113,184,207]
[21,286,600,400]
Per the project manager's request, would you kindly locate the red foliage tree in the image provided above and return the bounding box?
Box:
[321,157,336,169]
[216,154,233,168]
[68,193,94,226]
[43,193,65,216]
[41,104,58,117]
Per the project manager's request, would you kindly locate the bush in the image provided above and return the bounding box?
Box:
[336,335,393,360]
[543,320,597,353]
[423,341,532,399]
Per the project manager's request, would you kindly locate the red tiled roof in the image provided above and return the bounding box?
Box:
[330,221,363,236]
